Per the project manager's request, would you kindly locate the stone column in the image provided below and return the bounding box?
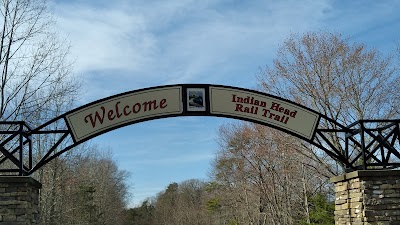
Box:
[331,170,400,225]
[0,176,42,225]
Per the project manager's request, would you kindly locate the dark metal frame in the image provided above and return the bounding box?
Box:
[311,118,400,171]
[0,84,399,175]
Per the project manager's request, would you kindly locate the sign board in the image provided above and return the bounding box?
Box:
[64,84,320,143]
[66,86,183,142]
[10,83,393,176]
[209,86,319,140]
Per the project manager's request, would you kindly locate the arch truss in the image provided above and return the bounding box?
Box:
[0,84,399,176]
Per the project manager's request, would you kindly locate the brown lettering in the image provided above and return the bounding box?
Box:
[84,98,168,128]
[235,104,243,112]
[123,105,131,116]
[268,112,275,119]
[132,103,141,113]
[115,101,123,118]
[84,106,106,128]
[142,100,158,111]
[262,109,269,117]
[232,94,237,102]
[107,109,115,120]
[270,102,280,111]
[160,99,167,108]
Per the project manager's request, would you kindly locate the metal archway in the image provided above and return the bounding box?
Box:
[1,84,399,175]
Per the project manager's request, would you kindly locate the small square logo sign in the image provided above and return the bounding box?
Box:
[187,88,206,112]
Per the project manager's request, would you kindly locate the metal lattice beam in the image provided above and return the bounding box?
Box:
[0,84,399,176]
[1,118,398,176]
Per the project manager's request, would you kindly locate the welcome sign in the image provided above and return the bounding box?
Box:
[66,86,183,142]
[65,84,320,143]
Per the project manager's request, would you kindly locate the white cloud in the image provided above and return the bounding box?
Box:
[55,3,157,74]
[154,0,333,84]
[319,0,400,49]
[55,0,400,91]
[53,0,333,89]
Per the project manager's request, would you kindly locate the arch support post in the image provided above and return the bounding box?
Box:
[0,177,41,225]
[331,170,400,225]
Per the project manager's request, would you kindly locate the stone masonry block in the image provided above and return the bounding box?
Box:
[351,182,362,189]
[0,177,42,225]
[332,170,400,225]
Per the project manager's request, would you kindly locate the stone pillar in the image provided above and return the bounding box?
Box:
[331,170,400,225]
[0,176,42,225]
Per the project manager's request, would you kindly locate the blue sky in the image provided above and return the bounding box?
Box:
[50,0,400,206]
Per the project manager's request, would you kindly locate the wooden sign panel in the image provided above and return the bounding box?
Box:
[209,86,319,140]
[66,86,182,142]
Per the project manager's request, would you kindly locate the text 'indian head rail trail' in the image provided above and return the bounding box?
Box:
[232,94,297,124]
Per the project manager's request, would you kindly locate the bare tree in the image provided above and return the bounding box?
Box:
[0,0,80,177]
[0,1,131,225]
[0,0,79,123]
[40,145,130,225]
[0,2,131,225]
[258,32,399,122]
[210,122,328,225]
[151,179,215,225]
[257,32,400,174]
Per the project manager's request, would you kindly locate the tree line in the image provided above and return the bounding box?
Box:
[125,123,336,225]
[36,145,129,225]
